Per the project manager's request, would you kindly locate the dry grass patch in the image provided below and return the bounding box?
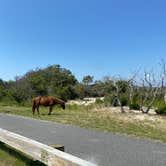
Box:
[92,106,166,140]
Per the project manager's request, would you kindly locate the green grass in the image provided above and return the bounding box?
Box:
[0,104,166,144]
[0,142,45,166]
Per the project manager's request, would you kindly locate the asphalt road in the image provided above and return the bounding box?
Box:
[0,113,166,166]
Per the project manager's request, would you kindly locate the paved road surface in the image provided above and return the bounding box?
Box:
[0,114,166,166]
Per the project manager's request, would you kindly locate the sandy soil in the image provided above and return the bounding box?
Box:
[67,98,166,130]
[92,106,166,130]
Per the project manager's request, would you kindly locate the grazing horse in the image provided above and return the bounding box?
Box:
[32,96,65,115]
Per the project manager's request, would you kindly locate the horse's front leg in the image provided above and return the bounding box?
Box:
[48,106,53,115]
[32,105,36,115]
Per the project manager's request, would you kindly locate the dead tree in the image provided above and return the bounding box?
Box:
[159,59,166,102]
[111,76,126,113]
[127,70,140,105]
[139,71,160,113]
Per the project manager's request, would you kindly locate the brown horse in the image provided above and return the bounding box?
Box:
[32,96,65,115]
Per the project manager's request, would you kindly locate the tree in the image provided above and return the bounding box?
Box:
[107,76,128,113]
[139,70,160,113]
[0,65,78,103]
[0,79,5,100]
[159,59,166,102]
[74,84,85,99]
[82,75,94,86]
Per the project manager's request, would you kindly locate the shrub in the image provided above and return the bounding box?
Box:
[155,105,166,115]
[153,98,165,108]
[120,95,129,106]
[129,103,140,110]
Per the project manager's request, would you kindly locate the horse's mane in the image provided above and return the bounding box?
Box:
[40,96,65,104]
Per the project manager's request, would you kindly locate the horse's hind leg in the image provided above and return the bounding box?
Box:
[37,105,40,116]
[48,106,53,115]
[32,104,36,115]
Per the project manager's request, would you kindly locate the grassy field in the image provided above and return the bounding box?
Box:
[0,142,45,166]
[0,103,166,143]
[0,146,26,166]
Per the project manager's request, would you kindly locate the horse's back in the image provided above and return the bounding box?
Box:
[39,96,55,106]
[33,96,41,101]
[32,96,64,106]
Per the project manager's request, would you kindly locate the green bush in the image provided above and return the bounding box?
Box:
[153,98,165,108]
[155,105,166,115]
[120,95,129,106]
[129,103,140,110]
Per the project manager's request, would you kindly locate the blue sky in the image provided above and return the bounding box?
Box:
[0,0,165,81]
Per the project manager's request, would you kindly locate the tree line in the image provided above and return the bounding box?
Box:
[0,62,166,115]
[0,65,108,104]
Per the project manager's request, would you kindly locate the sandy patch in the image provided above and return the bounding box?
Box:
[92,106,166,130]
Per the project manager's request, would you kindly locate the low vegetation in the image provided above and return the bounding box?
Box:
[129,103,140,110]
[0,142,45,166]
[155,105,166,115]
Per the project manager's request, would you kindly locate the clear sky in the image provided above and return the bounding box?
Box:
[0,0,165,81]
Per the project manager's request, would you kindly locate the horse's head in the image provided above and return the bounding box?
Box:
[54,97,65,110]
[61,102,65,110]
